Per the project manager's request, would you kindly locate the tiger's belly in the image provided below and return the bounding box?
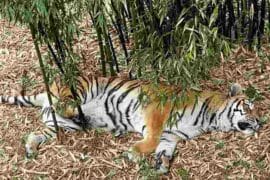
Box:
[80,98,145,135]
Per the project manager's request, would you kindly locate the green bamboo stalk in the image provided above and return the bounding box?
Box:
[30,23,59,135]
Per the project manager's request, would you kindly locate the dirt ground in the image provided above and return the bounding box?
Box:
[0,19,270,179]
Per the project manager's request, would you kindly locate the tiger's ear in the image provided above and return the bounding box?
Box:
[229,83,242,97]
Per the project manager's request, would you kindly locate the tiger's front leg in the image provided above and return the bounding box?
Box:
[25,107,82,158]
[155,131,179,174]
[25,127,57,158]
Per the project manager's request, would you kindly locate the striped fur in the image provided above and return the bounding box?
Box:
[0,77,260,173]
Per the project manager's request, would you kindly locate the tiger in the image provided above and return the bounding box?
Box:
[0,76,261,173]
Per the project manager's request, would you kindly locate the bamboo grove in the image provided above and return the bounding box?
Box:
[0,0,270,127]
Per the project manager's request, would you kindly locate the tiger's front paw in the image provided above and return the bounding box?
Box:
[24,133,40,159]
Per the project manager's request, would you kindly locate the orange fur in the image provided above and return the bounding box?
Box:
[133,102,172,154]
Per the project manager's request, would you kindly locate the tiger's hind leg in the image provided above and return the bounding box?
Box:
[25,108,82,158]
[154,131,179,174]
[127,132,161,163]
[132,133,160,154]
[128,109,170,162]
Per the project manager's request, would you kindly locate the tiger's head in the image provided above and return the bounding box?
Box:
[225,83,261,135]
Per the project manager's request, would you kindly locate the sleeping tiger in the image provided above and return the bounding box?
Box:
[0,76,261,173]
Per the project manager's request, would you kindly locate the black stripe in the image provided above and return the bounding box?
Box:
[227,98,239,119]
[80,76,90,104]
[43,107,52,119]
[82,91,87,104]
[107,80,130,96]
[64,126,80,131]
[42,107,50,115]
[95,76,99,97]
[115,100,127,131]
[193,98,211,126]
[209,113,216,126]
[176,106,187,123]
[49,127,57,134]
[14,96,23,106]
[201,98,212,126]
[99,123,108,128]
[233,109,245,115]
[117,84,139,103]
[1,96,6,103]
[231,100,243,116]
[43,130,53,138]
[89,76,94,99]
[191,99,197,115]
[156,150,166,161]
[76,79,85,100]
[160,137,172,143]
[104,95,117,127]
[125,100,135,130]
[76,81,86,103]
[22,96,35,106]
[77,78,84,92]
[14,96,18,104]
[227,99,240,127]
[218,102,228,119]
[101,77,118,98]
[235,100,242,110]
[175,107,185,129]
[132,100,140,112]
[104,79,131,117]
[175,130,189,139]
[163,130,179,137]
[229,113,235,127]
[141,125,146,134]
[81,76,90,92]
[115,85,140,130]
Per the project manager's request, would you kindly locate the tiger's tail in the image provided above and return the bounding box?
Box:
[0,93,48,107]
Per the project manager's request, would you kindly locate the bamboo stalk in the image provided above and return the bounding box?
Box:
[120,4,129,42]
[39,22,88,130]
[38,22,65,73]
[30,23,59,135]
[107,31,120,73]
[247,0,259,48]
[110,0,130,66]
[221,3,227,36]
[89,11,107,77]
[258,0,266,48]
[227,0,237,39]
[103,31,116,76]
[241,0,245,34]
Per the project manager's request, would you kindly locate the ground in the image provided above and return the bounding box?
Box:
[0,19,270,179]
